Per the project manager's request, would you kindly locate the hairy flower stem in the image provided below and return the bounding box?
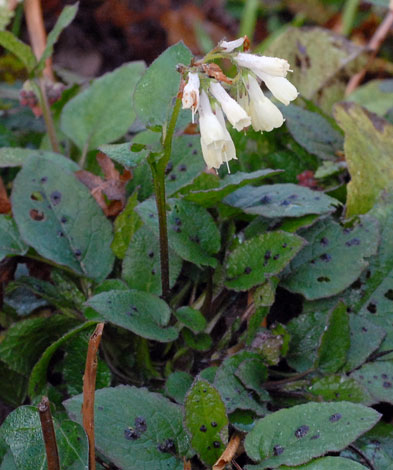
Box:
[150,97,182,301]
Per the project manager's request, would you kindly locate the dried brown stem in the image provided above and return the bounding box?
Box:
[23,0,54,80]
[346,1,393,95]
[38,396,60,470]
[82,322,105,470]
[213,434,241,470]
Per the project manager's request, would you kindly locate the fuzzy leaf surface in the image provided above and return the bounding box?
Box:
[86,290,178,342]
[185,379,228,465]
[245,402,380,469]
[11,156,114,281]
[64,385,191,470]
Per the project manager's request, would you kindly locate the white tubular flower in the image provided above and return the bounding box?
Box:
[257,72,298,106]
[235,52,291,77]
[219,36,246,53]
[245,75,284,132]
[210,81,251,131]
[199,91,237,171]
[182,72,200,123]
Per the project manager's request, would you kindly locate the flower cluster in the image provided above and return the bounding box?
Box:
[181,36,298,172]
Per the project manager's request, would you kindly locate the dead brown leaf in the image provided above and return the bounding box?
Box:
[0,177,11,214]
[76,153,132,217]
[213,434,242,470]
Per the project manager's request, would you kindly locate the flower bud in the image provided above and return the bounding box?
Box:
[219,37,246,53]
[182,72,200,123]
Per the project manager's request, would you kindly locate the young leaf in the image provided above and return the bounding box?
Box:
[35,3,78,73]
[11,156,115,281]
[174,307,207,334]
[282,216,379,300]
[184,379,228,466]
[225,231,305,291]
[245,402,380,469]
[0,32,36,72]
[224,184,339,218]
[64,385,192,470]
[86,290,178,342]
[61,61,145,151]
[133,42,192,126]
[2,406,88,470]
[315,302,350,373]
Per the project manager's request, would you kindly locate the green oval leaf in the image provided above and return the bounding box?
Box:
[11,156,115,281]
[64,385,192,470]
[133,42,192,126]
[86,289,178,342]
[61,61,145,150]
[225,231,305,291]
[185,379,228,466]
[245,402,381,469]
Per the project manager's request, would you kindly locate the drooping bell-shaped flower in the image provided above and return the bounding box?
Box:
[182,72,200,123]
[210,81,251,131]
[219,36,246,53]
[199,90,237,171]
[244,74,285,132]
[235,52,291,77]
[256,72,298,106]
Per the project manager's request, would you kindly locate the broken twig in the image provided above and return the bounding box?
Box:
[82,322,105,470]
[38,396,60,470]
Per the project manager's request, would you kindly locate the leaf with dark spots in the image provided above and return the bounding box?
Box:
[64,385,192,470]
[283,216,379,300]
[244,402,380,469]
[184,379,228,466]
[351,362,393,405]
[295,425,310,438]
[11,156,114,281]
[86,290,178,342]
[224,183,339,218]
[225,231,305,291]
